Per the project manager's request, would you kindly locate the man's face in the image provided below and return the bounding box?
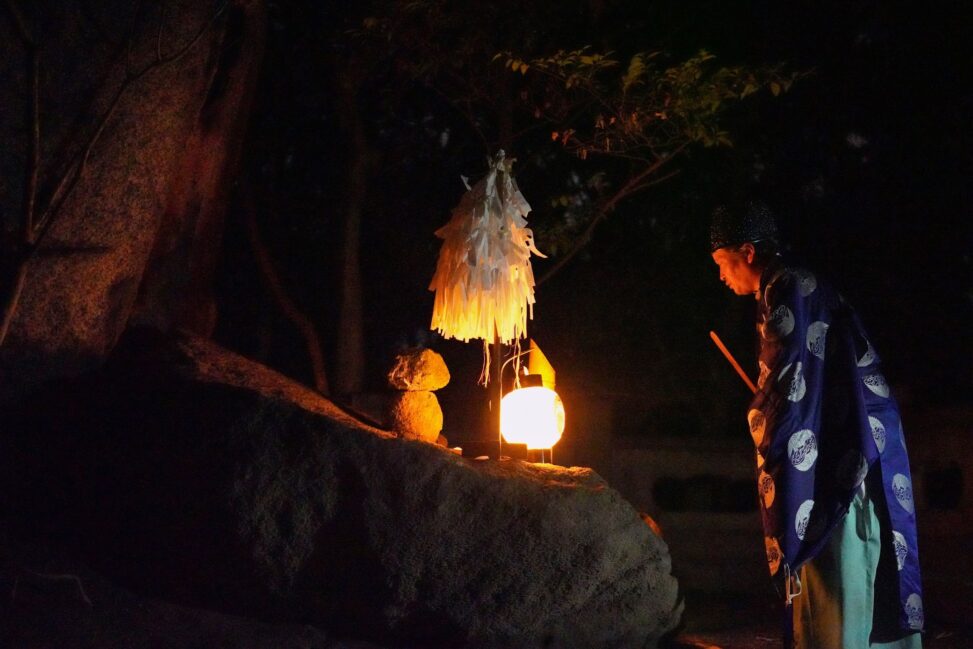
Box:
[712,245,761,296]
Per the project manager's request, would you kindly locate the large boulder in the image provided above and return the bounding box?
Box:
[3,331,682,648]
[0,534,378,649]
[0,0,265,402]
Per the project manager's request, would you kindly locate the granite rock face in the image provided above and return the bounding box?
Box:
[0,536,378,649]
[387,390,443,442]
[386,348,450,391]
[4,332,682,648]
[0,0,265,402]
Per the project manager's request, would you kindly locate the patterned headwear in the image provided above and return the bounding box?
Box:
[709,201,779,252]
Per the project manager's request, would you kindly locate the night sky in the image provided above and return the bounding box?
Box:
[213,0,972,443]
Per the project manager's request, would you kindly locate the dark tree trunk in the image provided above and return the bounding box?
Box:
[333,64,370,398]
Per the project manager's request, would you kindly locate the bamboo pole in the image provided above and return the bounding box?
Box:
[709,330,757,394]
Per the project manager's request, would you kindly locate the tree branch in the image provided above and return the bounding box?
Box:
[11,568,93,607]
[79,0,122,48]
[0,262,29,348]
[435,72,490,153]
[536,141,688,287]
[26,45,39,240]
[125,0,145,77]
[156,1,166,62]
[523,60,615,116]
[0,0,36,348]
[2,0,29,43]
[4,0,39,241]
[244,189,330,396]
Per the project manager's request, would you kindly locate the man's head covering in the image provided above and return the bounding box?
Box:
[709,200,779,252]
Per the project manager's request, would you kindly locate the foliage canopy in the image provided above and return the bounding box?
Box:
[349,0,803,281]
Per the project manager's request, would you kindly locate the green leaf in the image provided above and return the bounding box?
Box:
[622,54,645,92]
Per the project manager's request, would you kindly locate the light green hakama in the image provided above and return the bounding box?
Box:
[792,486,923,649]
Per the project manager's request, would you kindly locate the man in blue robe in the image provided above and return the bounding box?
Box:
[710,202,924,648]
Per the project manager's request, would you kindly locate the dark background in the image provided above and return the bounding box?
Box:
[214,0,972,444]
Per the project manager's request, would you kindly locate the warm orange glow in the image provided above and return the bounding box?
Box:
[527,339,556,390]
[500,386,565,450]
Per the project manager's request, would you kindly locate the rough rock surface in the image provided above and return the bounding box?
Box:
[0,0,265,402]
[0,535,379,649]
[386,348,450,391]
[3,331,682,648]
[387,390,444,442]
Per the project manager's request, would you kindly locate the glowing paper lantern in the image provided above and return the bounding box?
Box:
[500,386,565,450]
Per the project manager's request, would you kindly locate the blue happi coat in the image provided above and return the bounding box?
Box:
[748,261,924,633]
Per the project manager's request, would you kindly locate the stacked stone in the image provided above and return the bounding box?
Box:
[385,348,450,444]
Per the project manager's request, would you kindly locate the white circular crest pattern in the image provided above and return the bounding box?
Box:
[765,536,782,576]
[868,416,887,453]
[892,473,915,514]
[857,340,876,367]
[795,270,817,297]
[905,593,924,630]
[893,531,908,571]
[758,361,771,389]
[778,362,807,402]
[788,429,818,471]
[796,499,815,540]
[863,373,890,398]
[762,305,795,340]
[758,470,776,509]
[806,321,830,360]
[748,409,766,446]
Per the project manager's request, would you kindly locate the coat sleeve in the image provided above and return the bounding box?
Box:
[747,269,834,571]
[748,270,823,462]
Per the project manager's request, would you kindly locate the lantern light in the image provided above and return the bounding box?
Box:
[496,339,565,462]
[500,385,565,451]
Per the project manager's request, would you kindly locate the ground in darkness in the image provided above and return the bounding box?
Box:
[668,590,971,649]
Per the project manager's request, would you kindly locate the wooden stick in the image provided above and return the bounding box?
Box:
[709,330,757,394]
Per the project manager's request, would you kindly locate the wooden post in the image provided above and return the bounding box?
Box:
[492,333,503,459]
